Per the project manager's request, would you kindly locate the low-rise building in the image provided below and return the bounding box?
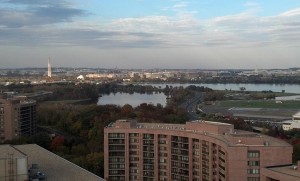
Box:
[293,111,300,122]
[86,73,127,79]
[282,111,300,131]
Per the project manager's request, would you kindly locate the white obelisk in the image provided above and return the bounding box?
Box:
[48,57,52,77]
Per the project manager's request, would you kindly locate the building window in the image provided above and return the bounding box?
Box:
[130,157,139,161]
[247,169,260,174]
[182,156,189,162]
[193,164,200,169]
[130,151,139,155]
[193,151,200,155]
[109,176,125,181]
[109,164,125,169]
[159,146,167,151]
[143,134,154,139]
[130,145,139,149]
[159,171,167,176]
[130,163,139,167]
[248,161,260,166]
[143,140,154,144]
[130,168,139,173]
[109,139,125,144]
[109,170,125,175]
[129,133,139,137]
[159,158,167,163]
[192,138,199,142]
[130,138,139,143]
[159,140,167,144]
[109,157,125,163]
[247,177,260,181]
[159,152,167,157]
[109,145,125,151]
[129,175,139,180]
[193,144,200,149]
[143,152,154,157]
[108,133,125,138]
[159,134,167,138]
[248,151,260,158]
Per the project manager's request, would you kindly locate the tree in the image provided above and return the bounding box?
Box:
[32,132,51,149]
[71,144,89,156]
[86,152,104,175]
[50,136,65,151]
[87,140,101,152]
[121,104,134,117]
[240,87,246,91]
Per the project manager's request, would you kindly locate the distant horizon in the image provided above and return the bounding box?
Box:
[1,66,299,71]
[1,0,300,68]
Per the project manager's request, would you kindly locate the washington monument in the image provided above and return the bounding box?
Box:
[48,57,52,77]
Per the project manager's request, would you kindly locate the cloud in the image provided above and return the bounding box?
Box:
[108,14,200,33]
[0,24,163,48]
[244,1,260,9]
[1,0,300,50]
[161,0,198,17]
[279,8,300,17]
[0,0,85,28]
[206,6,300,48]
[4,0,69,6]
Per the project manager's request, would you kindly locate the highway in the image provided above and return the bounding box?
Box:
[180,92,205,120]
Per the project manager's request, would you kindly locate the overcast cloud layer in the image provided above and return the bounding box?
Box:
[0,0,300,69]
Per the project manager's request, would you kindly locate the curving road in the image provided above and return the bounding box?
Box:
[180,92,205,120]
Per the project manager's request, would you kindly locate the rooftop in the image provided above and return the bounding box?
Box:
[0,97,36,105]
[107,119,291,147]
[0,145,26,158]
[10,144,105,181]
[293,111,300,118]
[266,163,300,179]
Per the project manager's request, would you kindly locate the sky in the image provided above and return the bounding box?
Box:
[1,0,300,69]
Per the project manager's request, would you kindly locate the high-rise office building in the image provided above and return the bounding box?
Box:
[104,120,293,181]
[0,95,37,142]
[48,57,52,77]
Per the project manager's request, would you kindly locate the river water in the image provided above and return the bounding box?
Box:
[133,83,300,94]
[98,83,300,107]
[97,92,167,107]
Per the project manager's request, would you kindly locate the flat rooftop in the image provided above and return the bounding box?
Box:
[0,145,26,158]
[266,164,300,178]
[107,119,291,147]
[13,144,105,181]
[293,111,300,118]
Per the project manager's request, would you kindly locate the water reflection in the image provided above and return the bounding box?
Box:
[132,83,300,94]
[97,92,167,107]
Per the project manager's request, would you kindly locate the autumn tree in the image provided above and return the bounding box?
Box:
[50,136,65,151]
[121,104,134,117]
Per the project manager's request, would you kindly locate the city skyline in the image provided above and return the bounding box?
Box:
[1,0,300,69]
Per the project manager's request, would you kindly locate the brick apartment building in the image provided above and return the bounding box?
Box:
[104,119,296,181]
[0,95,37,142]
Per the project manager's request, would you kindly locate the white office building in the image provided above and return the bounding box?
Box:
[282,111,300,131]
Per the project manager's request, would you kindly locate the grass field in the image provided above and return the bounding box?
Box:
[217,100,300,109]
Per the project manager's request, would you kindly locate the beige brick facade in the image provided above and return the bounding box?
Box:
[104,120,293,181]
